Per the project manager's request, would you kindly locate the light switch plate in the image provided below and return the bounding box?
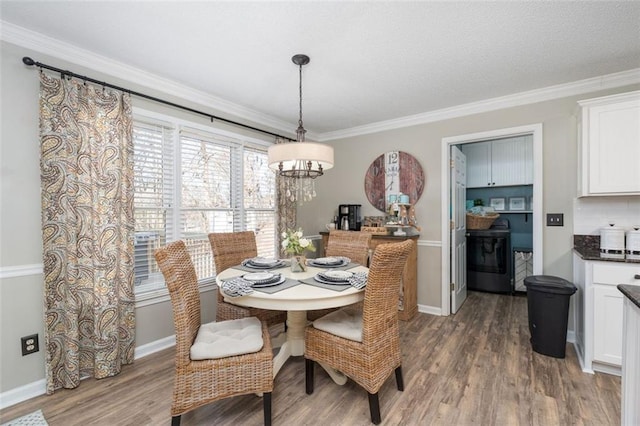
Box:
[546,213,564,227]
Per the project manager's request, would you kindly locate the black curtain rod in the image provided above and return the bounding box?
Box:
[22,56,293,142]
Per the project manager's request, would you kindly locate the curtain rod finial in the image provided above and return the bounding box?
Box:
[22,57,35,66]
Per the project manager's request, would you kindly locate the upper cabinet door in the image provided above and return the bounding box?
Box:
[579,91,640,196]
[462,136,533,188]
[462,142,491,188]
[491,136,531,187]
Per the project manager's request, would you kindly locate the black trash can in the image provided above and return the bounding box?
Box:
[524,275,577,358]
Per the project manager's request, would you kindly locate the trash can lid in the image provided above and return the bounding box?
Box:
[524,275,577,295]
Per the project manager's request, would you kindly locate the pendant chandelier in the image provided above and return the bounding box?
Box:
[268,54,334,203]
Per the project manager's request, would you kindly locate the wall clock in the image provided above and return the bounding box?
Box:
[364,151,425,212]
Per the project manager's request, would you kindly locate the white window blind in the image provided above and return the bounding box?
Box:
[244,147,277,259]
[132,112,277,297]
[133,119,175,293]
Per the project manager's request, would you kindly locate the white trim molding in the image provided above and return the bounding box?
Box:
[0,264,43,279]
[418,304,442,316]
[417,239,442,248]
[0,334,179,410]
[3,20,639,144]
[134,335,176,360]
[0,21,300,141]
[320,68,640,141]
[0,379,47,411]
[440,124,544,316]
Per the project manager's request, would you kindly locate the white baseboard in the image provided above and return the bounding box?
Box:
[0,379,46,411]
[566,330,575,343]
[418,304,442,316]
[0,335,177,410]
[134,335,175,360]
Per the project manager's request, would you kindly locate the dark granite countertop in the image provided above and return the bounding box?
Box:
[574,235,640,264]
[618,285,640,309]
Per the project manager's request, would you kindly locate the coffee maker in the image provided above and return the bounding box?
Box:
[338,204,362,231]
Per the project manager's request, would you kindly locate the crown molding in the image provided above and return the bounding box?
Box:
[318,68,640,141]
[0,21,297,139]
[3,20,638,143]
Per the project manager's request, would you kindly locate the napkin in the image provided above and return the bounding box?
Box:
[221,277,254,297]
[348,272,368,289]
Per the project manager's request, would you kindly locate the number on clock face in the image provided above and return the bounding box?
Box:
[386,151,399,176]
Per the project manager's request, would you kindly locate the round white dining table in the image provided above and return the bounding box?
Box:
[216,263,367,382]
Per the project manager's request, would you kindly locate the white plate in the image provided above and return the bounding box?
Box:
[243,272,274,282]
[313,257,342,265]
[249,257,279,266]
[323,270,353,280]
[251,275,286,288]
[313,275,350,285]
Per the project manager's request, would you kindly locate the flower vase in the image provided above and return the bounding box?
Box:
[290,255,307,273]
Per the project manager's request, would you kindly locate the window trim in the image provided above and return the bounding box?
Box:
[132,107,277,306]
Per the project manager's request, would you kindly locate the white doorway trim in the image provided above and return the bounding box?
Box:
[440,124,544,316]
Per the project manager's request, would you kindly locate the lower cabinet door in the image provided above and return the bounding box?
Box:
[593,284,624,366]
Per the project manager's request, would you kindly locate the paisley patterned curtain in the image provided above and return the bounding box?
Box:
[275,137,297,248]
[39,72,135,393]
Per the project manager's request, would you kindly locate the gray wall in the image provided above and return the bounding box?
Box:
[297,87,640,310]
[2,39,639,396]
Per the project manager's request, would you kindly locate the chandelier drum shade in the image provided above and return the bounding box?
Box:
[268,54,334,202]
[268,142,333,178]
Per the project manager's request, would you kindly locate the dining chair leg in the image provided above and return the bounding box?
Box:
[171,415,181,426]
[367,392,381,425]
[263,391,272,426]
[395,366,404,391]
[305,358,315,395]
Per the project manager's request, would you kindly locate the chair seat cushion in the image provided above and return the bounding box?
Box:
[190,317,264,360]
[312,307,363,342]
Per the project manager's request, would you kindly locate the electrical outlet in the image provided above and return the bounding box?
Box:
[546,213,564,227]
[21,334,39,356]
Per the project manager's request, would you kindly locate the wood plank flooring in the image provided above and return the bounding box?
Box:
[0,291,620,425]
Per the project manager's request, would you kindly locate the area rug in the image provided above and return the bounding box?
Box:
[1,410,48,426]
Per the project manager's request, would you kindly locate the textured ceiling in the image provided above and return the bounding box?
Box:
[2,1,640,138]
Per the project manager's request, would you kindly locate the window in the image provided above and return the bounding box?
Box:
[132,110,276,298]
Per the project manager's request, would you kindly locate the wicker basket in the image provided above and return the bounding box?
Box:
[466,212,500,230]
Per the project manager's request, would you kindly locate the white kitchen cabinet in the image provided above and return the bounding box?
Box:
[578,91,640,196]
[622,296,640,426]
[462,135,533,188]
[573,258,640,375]
[593,284,624,365]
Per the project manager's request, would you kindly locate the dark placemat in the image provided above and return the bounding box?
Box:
[298,277,353,292]
[253,278,300,294]
[308,262,360,271]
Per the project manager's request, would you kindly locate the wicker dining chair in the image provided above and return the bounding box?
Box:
[208,231,287,328]
[154,240,273,426]
[325,230,372,265]
[307,230,372,321]
[304,239,415,425]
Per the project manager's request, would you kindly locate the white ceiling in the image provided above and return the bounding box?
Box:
[2,1,640,140]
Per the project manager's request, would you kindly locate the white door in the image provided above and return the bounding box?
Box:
[451,146,467,313]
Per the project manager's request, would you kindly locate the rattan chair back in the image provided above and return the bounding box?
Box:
[154,240,201,368]
[209,231,258,272]
[154,239,274,425]
[208,231,287,327]
[361,239,414,344]
[325,230,372,265]
[304,239,415,424]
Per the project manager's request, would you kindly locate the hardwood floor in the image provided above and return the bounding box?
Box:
[1,292,620,425]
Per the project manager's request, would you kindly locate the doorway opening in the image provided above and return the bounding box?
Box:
[440,124,543,316]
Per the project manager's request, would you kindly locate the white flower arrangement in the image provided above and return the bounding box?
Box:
[281,228,316,256]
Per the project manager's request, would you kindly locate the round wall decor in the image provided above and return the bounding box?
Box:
[364,151,425,212]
